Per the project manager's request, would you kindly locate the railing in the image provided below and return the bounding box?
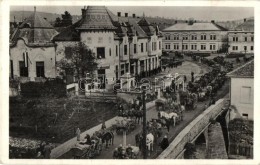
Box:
[228,143,253,158]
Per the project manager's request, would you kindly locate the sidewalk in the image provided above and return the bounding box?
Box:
[50,100,156,159]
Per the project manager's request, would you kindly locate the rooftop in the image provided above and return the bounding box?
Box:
[234,19,254,32]
[163,22,227,32]
[227,60,254,78]
[10,7,58,46]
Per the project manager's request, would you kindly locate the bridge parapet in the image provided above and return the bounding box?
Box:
[157,98,226,159]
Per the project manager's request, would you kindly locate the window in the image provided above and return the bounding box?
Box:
[141,43,144,52]
[65,47,72,59]
[124,45,128,55]
[19,61,28,77]
[115,65,118,80]
[121,64,125,75]
[233,37,238,42]
[173,35,179,40]
[152,42,157,51]
[232,46,238,50]
[36,62,45,77]
[240,86,251,104]
[191,44,197,50]
[201,34,206,40]
[97,47,105,59]
[201,44,206,50]
[109,48,111,56]
[10,60,14,79]
[242,113,249,120]
[191,35,197,40]
[182,44,188,50]
[244,37,247,42]
[173,44,179,50]
[251,46,254,51]
[159,41,161,50]
[182,35,188,40]
[116,45,118,56]
[165,35,170,40]
[244,46,247,51]
[210,44,216,50]
[125,63,129,73]
[146,43,148,52]
[251,36,254,42]
[165,44,171,50]
[134,44,137,53]
[210,34,216,40]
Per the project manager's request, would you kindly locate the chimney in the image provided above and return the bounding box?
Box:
[132,14,136,18]
[185,20,188,23]
[175,20,177,24]
[244,18,247,22]
[44,17,47,20]
[125,13,128,17]
[14,16,16,23]
[117,12,121,17]
[211,20,215,23]
[82,8,87,18]
[194,20,196,23]
[34,6,36,13]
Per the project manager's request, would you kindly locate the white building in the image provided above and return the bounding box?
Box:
[228,19,254,54]
[53,6,163,90]
[227,60,254,120]
[9,7,58,82]
[162,20,228,54]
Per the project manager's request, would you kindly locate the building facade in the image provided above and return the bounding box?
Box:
[162,20,228,54]
[9,7,58,82]
[228,19,254,54]
[53,6,163,90]
[227,60,254,120]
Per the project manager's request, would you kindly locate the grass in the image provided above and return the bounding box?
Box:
[9,97,120,143]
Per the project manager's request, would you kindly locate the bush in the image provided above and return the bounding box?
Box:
[20,78,66,98]
[226,53,245,58]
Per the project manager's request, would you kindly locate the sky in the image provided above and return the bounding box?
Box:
[10,6,254,21]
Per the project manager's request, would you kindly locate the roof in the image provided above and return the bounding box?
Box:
[234,19,254,32]
[227,60,254,78]
[76,6,116,30]
[52,20,81,41]
[10,8,58,47]
[163,22,227,32]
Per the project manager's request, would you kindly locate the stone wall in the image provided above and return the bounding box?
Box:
[206,122,228,159]
[157,98,225,159]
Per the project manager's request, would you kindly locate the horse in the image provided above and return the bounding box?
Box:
[146,133,154,156]
[101,131,114,148]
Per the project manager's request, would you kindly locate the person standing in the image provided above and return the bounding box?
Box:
[101,121,106,130]
[76,128,81,141]
[43,142,51,159]
[160,135,169,150]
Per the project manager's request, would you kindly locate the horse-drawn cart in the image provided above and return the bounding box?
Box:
[70,140,102,159]
[113,117,136,135]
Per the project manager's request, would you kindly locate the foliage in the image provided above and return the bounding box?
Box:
[184,142,196,159]
[20,78,66,98]
[54,11,72,27]
[57,42,98,80]
[226,53,245,58]
[228,118,253,145]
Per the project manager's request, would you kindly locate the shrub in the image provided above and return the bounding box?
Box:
[226,53,245,58]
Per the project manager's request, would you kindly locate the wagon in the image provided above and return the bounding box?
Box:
[70,140,102,159]
[113,117,136,134]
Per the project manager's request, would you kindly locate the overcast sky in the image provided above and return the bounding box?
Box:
[10,6,254,21]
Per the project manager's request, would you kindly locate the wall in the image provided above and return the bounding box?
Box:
[10,39,56,80]
[157,98,225,159]
[162,31,227,53]
[228,31,254,54]
[230,77,254,120]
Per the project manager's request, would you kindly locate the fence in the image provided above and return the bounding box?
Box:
[228,143,253,158]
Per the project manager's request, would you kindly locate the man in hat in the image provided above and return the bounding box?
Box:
[160,135,169,150]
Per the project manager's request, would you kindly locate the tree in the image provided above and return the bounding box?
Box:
[61,11,72,27]
[54,17,62,27]
[57,42,98,81]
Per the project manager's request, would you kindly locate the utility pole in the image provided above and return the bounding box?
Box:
[142,89,147,159]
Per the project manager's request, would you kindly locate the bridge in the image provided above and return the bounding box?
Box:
[157,98,229,159]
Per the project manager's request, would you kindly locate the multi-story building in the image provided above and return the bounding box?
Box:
[227,60,254,120]
[9,7,58,82]
[162,20,228,54]
[53,6,163,90]
[228,19,254,54]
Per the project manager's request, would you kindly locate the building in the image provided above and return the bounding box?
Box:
[228,18,254,54]
[9,7,58,82]
[53,6,163,90]
[162,20,228,54]
[227,60,254,120]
